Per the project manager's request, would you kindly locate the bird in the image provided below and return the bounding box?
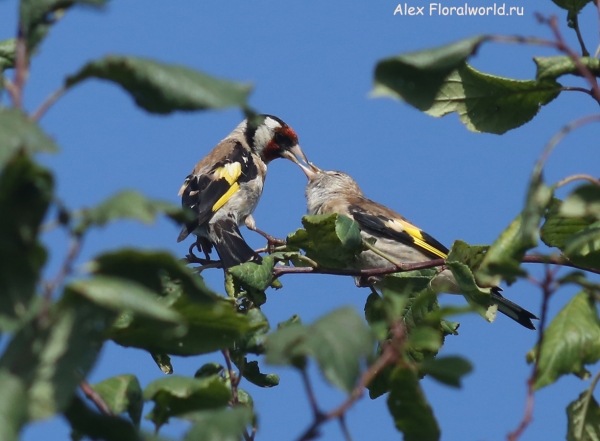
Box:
[297,162,538,330]
[177,114,308,269]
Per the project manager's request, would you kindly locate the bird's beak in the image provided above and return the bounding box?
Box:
[280,144,309,166]
[298,161,321,181]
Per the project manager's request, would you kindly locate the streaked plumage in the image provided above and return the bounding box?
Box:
[178,115,307,268]
[299,163,538,330]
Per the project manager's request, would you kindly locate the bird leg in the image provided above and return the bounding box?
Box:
[186,237,217,265]
[244,215,285,253]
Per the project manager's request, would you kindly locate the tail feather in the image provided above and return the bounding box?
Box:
[211,218,262,269]
[491,288,538,330]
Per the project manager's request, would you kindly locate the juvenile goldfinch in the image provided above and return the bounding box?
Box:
[178,115,308,268]
[298,163,538,330]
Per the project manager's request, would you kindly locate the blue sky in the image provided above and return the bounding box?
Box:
[2,0,600,440]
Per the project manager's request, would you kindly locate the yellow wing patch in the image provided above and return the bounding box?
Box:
[212,182,240,212]
[211,162,243,212]
[215,162,242,184]
[385,219,448,259]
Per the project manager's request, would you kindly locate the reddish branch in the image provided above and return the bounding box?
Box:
[536,14,600,105]
[507,266,558,441]
[296,323,403,441]
[80,379,113,416]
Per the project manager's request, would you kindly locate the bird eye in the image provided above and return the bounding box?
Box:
[274,132,289,146]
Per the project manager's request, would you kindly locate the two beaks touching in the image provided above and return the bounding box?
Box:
[177,114,538,330]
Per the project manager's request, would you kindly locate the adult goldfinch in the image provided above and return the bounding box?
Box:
[178,115,308,268]
[298,163,538,330]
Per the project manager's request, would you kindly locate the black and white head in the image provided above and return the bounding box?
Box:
[235,114,308,165]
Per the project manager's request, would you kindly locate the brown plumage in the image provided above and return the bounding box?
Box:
[298,163,538,330]
[178,115,308,268]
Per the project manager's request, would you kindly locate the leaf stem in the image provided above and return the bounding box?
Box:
[576,370,600,439]
[570,13,590,57]
[537,14,600,105]
[80,379,113,415]
[30,86,67,122]
[554,173,600,189]
[507,265,558,441]
[40,234,83,323]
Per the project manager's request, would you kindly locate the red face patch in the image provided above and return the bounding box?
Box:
[263,139,281,162]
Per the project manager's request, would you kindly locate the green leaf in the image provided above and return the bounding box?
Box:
[64,395,138,441]
[108,275,253,356]
[0,154,53,330]
[551,0,593,13]
[535,56,600,81]
[541,198,595,250]
[143,375,231,429]
[420,356,472,388]
[567,390,600,441]
[20,0,108,52]
[0,370,28,441]
[67,276,185,328]
[477,214,531,287]
[266,307,374,392]
[287,214,364,268]
[563,221,600,269]
[387,366,440,441]
[373,35,488,110]
[75,190,186,234]
[429,63,560,134]
[561,185,600,220]
[66,56,252,114]
[446,240,489,271]
[0,39,16,71]
[0,109,59,171]
[238,359,279,388]
[91,249,218,303]
[92,375,143,427]
[0,293,115,420]
[447,261,495,321]
[228,255,277,293]
[184,407,253,441]
[528,292,600,389]
[375,43,561,134]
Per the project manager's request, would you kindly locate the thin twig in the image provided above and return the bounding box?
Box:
[555,173,600,188]
[40,235,83,322]
[338,416,353,441]
[535,114,600,175]
[537,14,600,105]
[296,324,403,441]
[576,370,600,439]
[562,86,593,96]
[12,26,27,108]
[80,379,113,415]
[222,350,239,404]
[30,86,67,122]
[507,265,558,441]
[2,77,19,105]
[300,368,323,421]
[570,12,590,56]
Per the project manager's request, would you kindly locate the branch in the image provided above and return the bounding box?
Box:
[12,26,27,109]
[535,114,600,175]
[569,12,590,56]
[507,266,558,441]
[80,379,113,416]
[296,322,403,441]
[554,173,600,189]
[30,86,67,122]
[39,234,83,323]
[536,14,600,105]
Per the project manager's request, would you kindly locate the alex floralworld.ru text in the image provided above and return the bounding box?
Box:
[394,3,524,16]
